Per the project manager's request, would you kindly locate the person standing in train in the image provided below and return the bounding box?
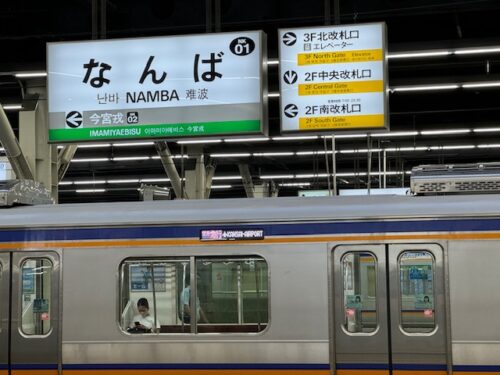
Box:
[180,274,208,324]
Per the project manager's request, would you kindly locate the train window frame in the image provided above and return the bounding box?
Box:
[19,257,53,338]
[118,254,270,336]
[340,251,380,336]
[397,250,438,336]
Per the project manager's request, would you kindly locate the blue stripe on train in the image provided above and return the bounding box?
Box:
[63,363,331,370]
[10,363,58,369]
[1,218,500,243]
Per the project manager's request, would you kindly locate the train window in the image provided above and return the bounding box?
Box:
[342,252,377,334]
[195,256,268,333]
[120,258,191,334]
[399,251,436,334]
[20,258,52,336]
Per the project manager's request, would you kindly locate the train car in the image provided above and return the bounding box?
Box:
[0,194,499,375]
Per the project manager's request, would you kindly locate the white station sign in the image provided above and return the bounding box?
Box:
[47,31,266,143]
[279,23,388,133]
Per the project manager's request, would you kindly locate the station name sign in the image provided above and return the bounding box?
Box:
[47,31,266,143]
[200,229,265,241]
[279,23,388,133]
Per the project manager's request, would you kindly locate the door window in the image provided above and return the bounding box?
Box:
[399,251,436,334]
[20,258,52,336]
[342,252,378,333]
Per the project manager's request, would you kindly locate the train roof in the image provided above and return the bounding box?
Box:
[1,194,500,228]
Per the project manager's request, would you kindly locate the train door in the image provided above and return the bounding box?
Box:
[332,244,448,375]
[0,252,60,375]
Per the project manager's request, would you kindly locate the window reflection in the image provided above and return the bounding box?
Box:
[399,251,436,333]
[342,252,377,333]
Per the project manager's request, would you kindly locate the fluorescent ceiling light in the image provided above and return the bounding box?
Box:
[272,136,319,141]
[440,145,476,150]
[388,51,452,59]
[420,129,470,135]
[76,189,106,193]
[455,47,500,55]
[330,134,367,139]
[71,158,110,163]
[77,143,111,149]
[177,139,222,145]
[224,137,269,143]
[211,185,232,189]
[462,81,500,89]
[279,182,312,187]
[477,144,500,148]
[140,178,170,182]
[2,104,23,110]
[392,84,460,92]
[212,176,242,180]
[210,153,251,158]
[473,127,500,133]
[295,173,328,178]
[253,152,295,157]
[384,146,428,152]
[58,181,73,186]
[113,142,155,147]
[371,131,419,137]
[112,156,150,161]
[260,174,294,179]
[73,180,106,185]
[15,72,47,78]
[108,179,140,184]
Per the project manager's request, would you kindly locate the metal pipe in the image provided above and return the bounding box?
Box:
[58,145,78,182]
[154,141,187,199]
[383,149,387,188]
[324,137,332,196]
[367,136,372,195]
[0,105,34,180]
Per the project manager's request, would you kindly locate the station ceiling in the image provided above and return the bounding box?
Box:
[1,0,500,202]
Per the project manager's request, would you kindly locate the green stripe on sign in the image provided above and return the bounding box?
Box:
[49,120,261,142]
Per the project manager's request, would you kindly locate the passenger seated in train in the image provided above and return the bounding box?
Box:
[128,298,155,333]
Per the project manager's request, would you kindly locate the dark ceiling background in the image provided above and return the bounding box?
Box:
[1,0,500,202]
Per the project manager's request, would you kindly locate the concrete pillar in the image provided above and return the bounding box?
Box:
[19,89,58,201]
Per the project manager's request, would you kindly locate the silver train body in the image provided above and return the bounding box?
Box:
[0,195,499,375]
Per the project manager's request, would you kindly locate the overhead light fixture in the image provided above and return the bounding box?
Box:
[112,156,151,161]
[477,144,500,148]
[473,127,500,133]
[388,51,452,59]
[420,129,471,135]
[177,139,222,145]
[2,104,23,110]
[211,185,232,189]
[295,173,328,178]
[71,158,110,163]
[14,72,47,78]
[140,178,170,182]
[330,134,368,139]
[260,174,294,179]
[272,136,319,141]
[371,131,419,137]
[253,152,294,157]
[279,182,312,187]
[462,81,500,89]
[391,84,460,93]
[107,179,140,184]
[455,47,500,55]
[76,189,106,193]
[212,176,242,180]
[58,181,73,186]
[73,180,106,185]
[77,143,111,149]
[210,153,251,158]
[224,137,269,143]
[112,142,155,147]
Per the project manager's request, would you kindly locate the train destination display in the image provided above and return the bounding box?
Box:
[47,31,266,143]
[279,23,388,133]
